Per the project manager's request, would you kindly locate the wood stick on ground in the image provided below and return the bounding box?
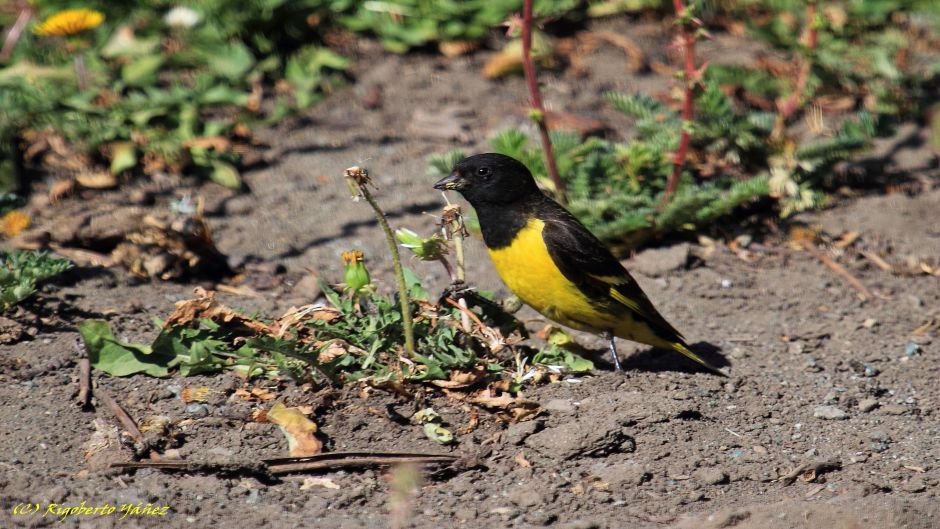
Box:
[801,240,872,300]
[779,457,841,485]
[111,451,458,478]
[75,358,91,409]
[861,250,894,273]
[95,389,145,445]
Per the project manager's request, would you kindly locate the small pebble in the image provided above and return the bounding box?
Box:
[880,405,909,416]
[813,405,848,420]
[720,279,733,289]
[868,430,890,442]
[692,467,729,485]
[185,403,209,418]
[544,399,576,414]
[858,398,879,412]
[863,364,880,377]
[905,342,921,357]
[902,477,927,493]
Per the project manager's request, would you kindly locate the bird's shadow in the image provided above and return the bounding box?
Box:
[592,342,730,376]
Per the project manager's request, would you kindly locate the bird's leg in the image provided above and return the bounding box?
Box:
[604,330,623,372]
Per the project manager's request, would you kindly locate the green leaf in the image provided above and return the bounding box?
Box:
[423,422,454,444]
[79,320,173,377]
[121,55,165,87]
[109,142,137,174]
[208,160,242,189]
[206,43,255,80]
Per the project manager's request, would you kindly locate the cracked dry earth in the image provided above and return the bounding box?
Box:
[3,14,940,529]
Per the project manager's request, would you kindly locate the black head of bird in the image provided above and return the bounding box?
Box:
[433,153,540,206]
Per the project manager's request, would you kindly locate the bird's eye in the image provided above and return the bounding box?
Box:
[476,167,491,178]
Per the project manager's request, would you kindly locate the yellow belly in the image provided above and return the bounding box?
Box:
[486,218,619,332]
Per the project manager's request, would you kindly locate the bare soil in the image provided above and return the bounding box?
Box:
[2,16,940,529]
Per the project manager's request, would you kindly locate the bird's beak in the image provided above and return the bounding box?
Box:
[433,171,465,191]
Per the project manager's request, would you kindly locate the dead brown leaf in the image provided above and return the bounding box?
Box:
[268,401,323,457]
[514,451,532,468]
[75,171,118,189]
[430,366,486,389]
[164,287,271,334]
[180,386,211,403]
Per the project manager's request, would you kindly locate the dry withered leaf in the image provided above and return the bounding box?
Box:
[75,171,118,189]
[180,386,212,403]
[83,418,121,470]
[272,304,343,340]
[112,212,231,281]
[164,287,271,334]
[438,40,479,57]
[235,386,278,403]
[182,136,232,152]
[514,451,532,468]
[268,401,323,457]
[470,390,540,422]
[430,366,486,389]
[300,477,340,490]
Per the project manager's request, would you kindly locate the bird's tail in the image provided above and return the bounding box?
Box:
[670,341,728,377]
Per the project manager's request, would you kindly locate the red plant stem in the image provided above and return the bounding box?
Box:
[521,0,566,203]
[0,7,32,61]
[778,1,819,119]
[661,0,697,208]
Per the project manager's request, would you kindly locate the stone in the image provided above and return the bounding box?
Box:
[858,399,879,412]
[692,467,729,485]
[880,405,909,416]
[814,405,848,420]
[525,415,635,459]
[508,488,542,508]
[544,399,576,414]
[504,420,540,446]
[590,461,651,488]
[627,243,691,277]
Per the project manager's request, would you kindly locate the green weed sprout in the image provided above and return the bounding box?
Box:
[344,166,415,356]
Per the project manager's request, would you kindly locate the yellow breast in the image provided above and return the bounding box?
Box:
[486,218,618,332]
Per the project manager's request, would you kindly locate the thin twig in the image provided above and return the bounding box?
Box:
[521,0,565,203]
[75,358,91,409]
[861,250,894,272]
[110,451,459,477]
[661,0,699,209]
[801,240,872,300]
[95,389,145,445]
[779,457,841,485]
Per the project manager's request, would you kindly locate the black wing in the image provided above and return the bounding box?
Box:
[538,200,684,340]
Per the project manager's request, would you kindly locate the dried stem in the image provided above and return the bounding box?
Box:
[442,204,471,332]
[345,167,415,356]
[521,0,566,203]
[96,388,148,456]
[661,0,698,209]
[777,1,819,120]
[75,357,91,408]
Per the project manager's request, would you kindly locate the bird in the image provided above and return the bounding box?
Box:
[433,152,724,375]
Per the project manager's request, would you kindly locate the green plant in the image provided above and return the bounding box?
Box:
[429,64,882,246]
[1,250,71,311]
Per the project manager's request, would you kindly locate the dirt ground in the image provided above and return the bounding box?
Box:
[2,16,940,529]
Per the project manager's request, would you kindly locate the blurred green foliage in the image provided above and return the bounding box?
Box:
[1,250,71,311]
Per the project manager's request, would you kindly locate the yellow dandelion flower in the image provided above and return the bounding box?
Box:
[1,210,31,238]
[33,9,104,37]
